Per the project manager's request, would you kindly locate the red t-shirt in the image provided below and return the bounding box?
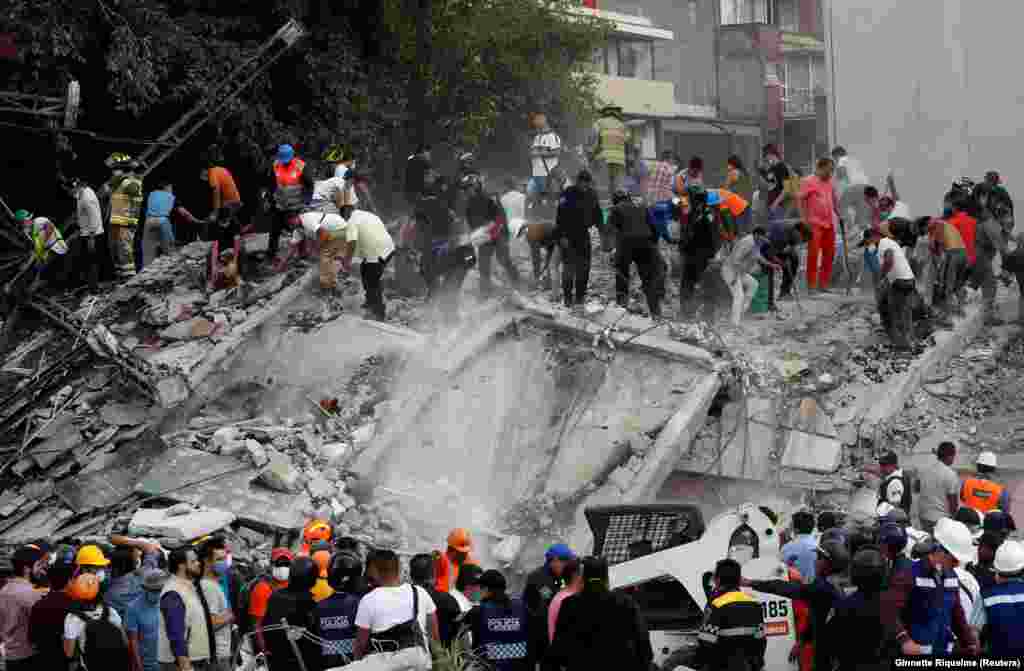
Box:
[799,176,836,229]
[248,579,287,618]
[948,212,978,265]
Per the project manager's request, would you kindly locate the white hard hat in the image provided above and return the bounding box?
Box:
[993,540,1024,575]
[876,502,895,518]
[977,451,997,468]
[933,517,977,566]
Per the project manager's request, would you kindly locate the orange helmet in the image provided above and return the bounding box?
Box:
[312,550,331,578]
[67,573,100,602]
[304,519,332,545]
[447,528,472,554]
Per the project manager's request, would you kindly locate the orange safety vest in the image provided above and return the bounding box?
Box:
[962,477,1005,513]
[433,550,474,594]
[787,566,813,671]
[274,159,306,187]
[718,189,749,217]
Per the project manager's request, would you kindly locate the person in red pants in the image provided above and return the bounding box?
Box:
[799,157,838,292]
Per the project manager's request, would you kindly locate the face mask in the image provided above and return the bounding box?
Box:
[225,554,233,569]
[213,560,229,576]
[273,567,290,582]
[145,590,161,605]
[96,570,107,583]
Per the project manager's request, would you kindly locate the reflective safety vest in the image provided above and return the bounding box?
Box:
[962,477,1005,513]
[594,115,627,167]
[109,175,144,227]
[274,159,306,211]
[315,591,361,667]
[980,579,1024,657]
[434,551,474,594]
[906,560,958,655]
[477,599,529,671]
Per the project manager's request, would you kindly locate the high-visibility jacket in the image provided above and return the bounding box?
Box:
[980,579,1024,657]
[109,175,144,227]
[716,189,749,217]
[962,477,1005,513]
[434,550,474,594]
[274,159,307,211]
[906,560,958,655]
[593,115,627,167]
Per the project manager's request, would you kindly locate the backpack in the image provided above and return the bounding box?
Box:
[236,575,272,638]
[80,604,131,671]
[369,584,427,653]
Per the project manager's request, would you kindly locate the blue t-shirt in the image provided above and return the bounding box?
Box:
[781,533,818,582]
[146,190,175,220]
[124,594,161,671]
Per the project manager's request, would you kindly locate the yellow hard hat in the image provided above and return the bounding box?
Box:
[75,544,111,567]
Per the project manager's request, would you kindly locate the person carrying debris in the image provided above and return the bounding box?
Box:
[552,170,603,309]
[104,535,163,622]
[14,209,69,282]
[336,208,396,321]
[720,226,781,328]
[433,528,475,595]
[468,174,521,297]
[609,188,665,318]
[202,161,245,268]
[876,222,918,350]
[463,569,534,671]
[415,169,476,322]
[927,215,969,318]
[971,540,1024,657]
[961,451,1011,516]
[523,544,574,670]
[548,556,652,671]
[277,208,351,296]
[269,144,315,265]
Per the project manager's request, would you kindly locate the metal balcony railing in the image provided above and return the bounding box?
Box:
[783,87,816,117]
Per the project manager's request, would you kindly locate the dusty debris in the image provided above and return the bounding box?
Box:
[101,402,151,427]
[258,447,305,493]
[129,505,236,541]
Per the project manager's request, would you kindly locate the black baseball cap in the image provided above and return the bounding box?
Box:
[478,569,507,591]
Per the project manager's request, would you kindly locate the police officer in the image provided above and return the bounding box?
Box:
[523,544,573,670]
[961,451,1012,516]
[970,540,1024,657]
[696,558,767,671]
[609,189,665,318]
[823,548,888,671]
[464,569,533,671]
[881,534,979,656]
[552,171,603,308]
[313,550,364,667]
[874,451,912,517]
[744,538,847,671]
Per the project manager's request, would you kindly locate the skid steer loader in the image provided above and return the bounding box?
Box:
[585,502,798,671]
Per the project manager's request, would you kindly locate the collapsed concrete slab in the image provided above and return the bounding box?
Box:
[129,505,236,541]
[781,398,843,474]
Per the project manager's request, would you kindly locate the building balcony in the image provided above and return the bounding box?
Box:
[782,86,824,118]
[781,30,825,53]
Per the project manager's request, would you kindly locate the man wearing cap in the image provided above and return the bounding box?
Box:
[0,546,45,671]
[451,563,485,616]
[249,548,292,655]
[869,451,912,517]
[970,532,1003,591]
[523,544,574,670]
[880,522,979,657]
[970,540,1024,657]
[781,510,818,583]
[464,569,534,671]
[879,522,913,587]
[917,442,961,535]
[434,528,475,595]
[126,568,169,671]
[961,451,1011,516]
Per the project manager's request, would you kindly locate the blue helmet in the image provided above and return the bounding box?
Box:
[277,144,295,164]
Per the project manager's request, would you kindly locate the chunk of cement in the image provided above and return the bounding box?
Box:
[21,479,55,501]
[781,398,843,474]
[258,449,305,493]
[321,443,349,466]
[101,402,151,427]
[155,376,190,409]
[129,506,236,541]
[351,423,376,444]
[159,317,214,341]
[32,430,81,470]
[246,440,269,467]
[307,476,334,501]
[0,491,27,518]
[212,427,239,450]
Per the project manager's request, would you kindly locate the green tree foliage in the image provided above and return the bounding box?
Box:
[3,0,610,187]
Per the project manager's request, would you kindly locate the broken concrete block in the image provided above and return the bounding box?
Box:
[351,423,376,444]
[258,449,305,493]
[101,402,151,427]
[299,428,322,457]
[21,479,55,501]
[212,427,239,450]
[155,375,190,409]
[492,535,523,565]
[246,439,269,467]
[129,506,236,541]
[321,442,349,466]
[219,440,247,458]
[110,321,137,336]
[781,398,843,474]
[229,309,247,325]
[307,475,334,500]
[607,465,635,492]
[0,491,26,517]
[159,317,214,341]
[32,430,80,470]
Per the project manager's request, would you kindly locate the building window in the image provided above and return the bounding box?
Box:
[592,47,608,75]
[720,0,775,25]
[617,39,654,80]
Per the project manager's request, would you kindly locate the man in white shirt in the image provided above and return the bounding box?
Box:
[353,550,438,668]
[70,178,104,291]
[720,227,781,327]
[312,175,358,215]
[275,211,351,294]
[337,209,396,320]
[528,112,562,206]
[877,222,917,350]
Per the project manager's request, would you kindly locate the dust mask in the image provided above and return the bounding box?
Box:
[273,566,290,582]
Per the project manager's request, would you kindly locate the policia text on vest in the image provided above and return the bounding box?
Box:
[892,657,1023,667]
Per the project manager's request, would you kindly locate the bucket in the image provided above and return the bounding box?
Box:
[599,208,615,252]
[750,272,770,314]
[527,221,553,243]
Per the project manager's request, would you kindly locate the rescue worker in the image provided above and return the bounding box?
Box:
[971,540,1024,657]
[714,188,751,243]
[822,548,888,671]
[972,183,1009,325]
[201,160,244,272]
[300,519,332,556]
[548,556,653,671]
[646,150,678,243]
[982,509,1017,542]
[463,570,533,671]
[141,181,176,270]
[591,106,628,199]
[263,556,319,671]
[695,558,766,671]
[269,144,315,264]
[523,544,574,670]
[961,451,1012,516]
[781,510,818,583]
[881,532,980,656]
[313,549,364,667]
[68,178,104,291]
[310,545,335,603]
[106,156,144,280]
[433,528,474,594]
[928,215,969,318]
[609,188,665,317]
[14,210,69,287]
[415,169,475,322]
[277,208,351,296]
[679,186,721,313]
[552,170,603,308]
[336,208,396,321]
[720,226,780,328]
[879,522,913,582]
[970,532,1002,591]
[872,451,912,517]
[877,222,918,350]
[466,173,521,296]
[934,517,982,650]
[744,538,848,671]
[410,554,460,648]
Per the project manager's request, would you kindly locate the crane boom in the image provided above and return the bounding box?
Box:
[137,18,307,178]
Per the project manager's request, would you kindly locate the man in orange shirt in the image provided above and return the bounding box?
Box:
[798,158,838,292]
[928,216,968,317]
[433,528,474,594]
[947,195,977,303]
[249,548,292,654]
[201,161,245,271]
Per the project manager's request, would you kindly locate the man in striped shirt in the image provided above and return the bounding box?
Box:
[646,151,677,243]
